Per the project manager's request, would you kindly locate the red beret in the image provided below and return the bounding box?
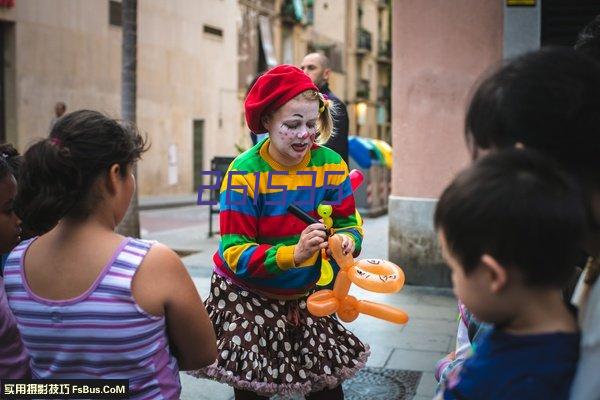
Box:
[244,65,319,133]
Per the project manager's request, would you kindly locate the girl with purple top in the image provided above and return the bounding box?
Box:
[3,110,217,399]
[0,143,29,379]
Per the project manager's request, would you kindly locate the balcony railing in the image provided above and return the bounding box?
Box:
[377,85,390,102]
[357,28,372,52]
[357,79,370,100]
[378,40,391,59]
[281,0,304,23]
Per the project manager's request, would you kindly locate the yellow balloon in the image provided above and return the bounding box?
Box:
[355,210,363,227]
[316,257,334,286]
[372,139,393,169]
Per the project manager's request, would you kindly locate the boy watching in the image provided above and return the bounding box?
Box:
[434,149,584,399]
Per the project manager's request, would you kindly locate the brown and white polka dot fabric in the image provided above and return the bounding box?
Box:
[189,273,370,397]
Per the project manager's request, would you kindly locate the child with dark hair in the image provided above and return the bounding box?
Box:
[569,16,600,399]
[462,46,600,400]
[0,143,29,379]
[437,47,600,393]
[464,48,600,175]
[3,110,217,398]
[575,14,600,62]
[434,149,585,399]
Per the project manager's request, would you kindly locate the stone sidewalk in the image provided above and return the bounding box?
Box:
[141,206,457,400]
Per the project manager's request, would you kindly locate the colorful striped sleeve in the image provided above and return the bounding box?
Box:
[324,160,363,256]
[218,167,296,278]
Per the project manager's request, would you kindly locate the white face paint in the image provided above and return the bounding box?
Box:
[263,97,319,166]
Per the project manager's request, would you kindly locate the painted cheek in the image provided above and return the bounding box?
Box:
[278,128,294,138]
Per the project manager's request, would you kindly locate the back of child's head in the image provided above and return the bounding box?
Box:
[0,144,21,181]
[465,47,600,186]
[16,110,148,233]
[434,149,586,288]
[575,15,600,62]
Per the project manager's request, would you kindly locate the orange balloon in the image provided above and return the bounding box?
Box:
[332,270,352,299]
[337,295,359,322]
[348,259,405,293]
[305,231,410,325]
[357,300,409,324]
[307,290,339,317]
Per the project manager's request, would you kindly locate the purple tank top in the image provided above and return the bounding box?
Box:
[4,238,181,399]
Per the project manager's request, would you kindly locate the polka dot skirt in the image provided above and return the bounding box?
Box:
[189,273,370,397]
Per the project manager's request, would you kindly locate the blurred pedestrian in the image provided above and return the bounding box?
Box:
[49,101,67,130]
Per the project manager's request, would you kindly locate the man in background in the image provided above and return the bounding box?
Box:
[301,52,349,164]
[50,102,67,130]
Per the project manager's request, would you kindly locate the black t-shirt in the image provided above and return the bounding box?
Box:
[321,84,349,164]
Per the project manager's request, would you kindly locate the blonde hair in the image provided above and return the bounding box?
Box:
[296,90,334,144]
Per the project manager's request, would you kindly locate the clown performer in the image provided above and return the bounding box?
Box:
[190,65,369,400]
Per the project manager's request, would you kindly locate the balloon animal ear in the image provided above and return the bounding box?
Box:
[328,235,354,270]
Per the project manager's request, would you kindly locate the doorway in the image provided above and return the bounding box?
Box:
[0,21,15,144]
[193,119,205,192]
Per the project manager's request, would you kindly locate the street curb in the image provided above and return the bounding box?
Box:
[139,195,197,211]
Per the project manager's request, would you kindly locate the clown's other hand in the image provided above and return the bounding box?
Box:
[338,234,355,255]
[327,234,355,256]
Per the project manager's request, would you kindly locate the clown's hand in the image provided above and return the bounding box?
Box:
[293,223,328,266]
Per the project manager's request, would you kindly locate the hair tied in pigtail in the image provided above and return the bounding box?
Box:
[318,94,332,114]
[50,138,62,147]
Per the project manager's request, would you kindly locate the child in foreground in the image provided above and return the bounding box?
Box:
[434,149,584,399]
[4,110,217,399]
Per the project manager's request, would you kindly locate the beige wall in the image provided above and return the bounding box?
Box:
[388,0,503,286]
[313,0,346,44]
[137,0,240,195]
[392,0,503,199]
[12,0,122,149]
[2,0,239,196]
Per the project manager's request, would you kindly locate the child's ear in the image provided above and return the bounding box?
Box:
[105,164,122,195]
[480,254,507,293]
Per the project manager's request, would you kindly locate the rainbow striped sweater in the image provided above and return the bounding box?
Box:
[213,139,363,298]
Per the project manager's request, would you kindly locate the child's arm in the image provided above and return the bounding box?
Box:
[132,243,217,370]
[437,302,492,387]
[436,306,470,384]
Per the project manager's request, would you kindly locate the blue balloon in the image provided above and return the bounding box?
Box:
[349,136,372,168]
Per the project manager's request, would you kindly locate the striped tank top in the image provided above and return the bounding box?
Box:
[3,238,181,400]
